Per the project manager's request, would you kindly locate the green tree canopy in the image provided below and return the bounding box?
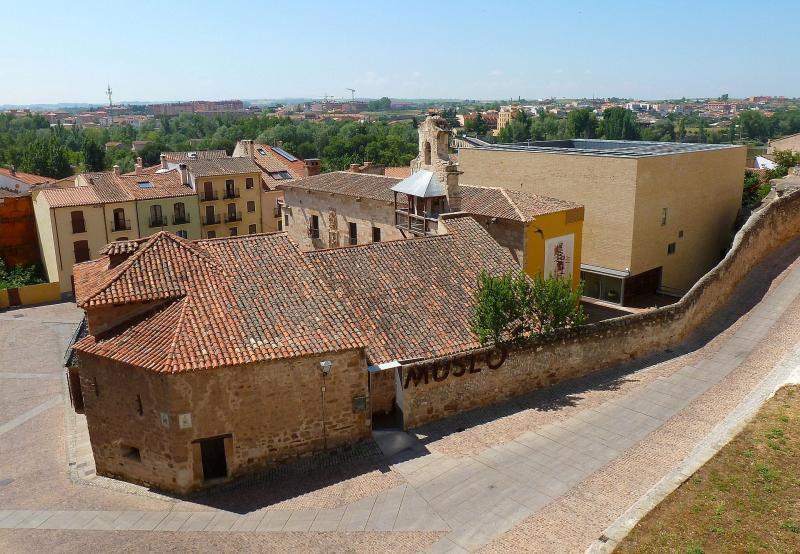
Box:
[80,137,105,172]
[602,107,640,140]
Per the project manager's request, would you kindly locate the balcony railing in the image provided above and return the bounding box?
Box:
[201,191,218,202]
[172,214,190,225]
[203,214,221,225]
[111,219,131,232]
[225,211,243,223]
[223,188,240,199]
[149,216,166,228]
[395,209,438,236]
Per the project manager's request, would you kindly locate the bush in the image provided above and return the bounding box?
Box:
[471,271,585,346]
[0,260,45,290]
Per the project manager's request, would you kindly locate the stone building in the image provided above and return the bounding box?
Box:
[68,216,519,493]
[768,132,800,155]
[282,116,584,285]
[457,139,747,303]
[0,189,40,267]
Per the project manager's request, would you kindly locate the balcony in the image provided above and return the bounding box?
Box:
[223,188,240,199]
[203,214,221,225]
[200,191,218,202]
[395,209,438,236]
[172,214,190,225]
[111,219,131,232]
[273,206,282,218]
[225,211,243,223]
[149,216,167,228]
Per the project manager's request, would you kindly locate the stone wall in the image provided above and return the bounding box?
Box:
[79,348,370,494]
[400,188,800,429]
[283,188,405,251]
[370,368,396,415]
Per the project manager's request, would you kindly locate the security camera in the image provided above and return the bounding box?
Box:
[320,360,332,375]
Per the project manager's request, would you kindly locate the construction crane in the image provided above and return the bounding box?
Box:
[346,88,355,101]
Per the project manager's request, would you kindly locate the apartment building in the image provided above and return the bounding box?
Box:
[180,158,264,238]
[457,139,746,303]
[231,140,319,232]
[32,169,198,293]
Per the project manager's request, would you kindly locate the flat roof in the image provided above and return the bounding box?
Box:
[464,139,741,159]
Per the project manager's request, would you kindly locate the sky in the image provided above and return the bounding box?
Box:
[2,0,799,105]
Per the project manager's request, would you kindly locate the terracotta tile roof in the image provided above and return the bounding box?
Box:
[307,216,520,363]
[163,150,228,162]
[98,238,148,256]
[0,167,53,186]
[283,171,581,222]
[235,143,306,191]
[383,166,412,178]
[282,171,401,203]
[0,187,25,198]
[185,158,263,178]
[71,217,519,372]
[38,170,193,208]
[73,232,367,372]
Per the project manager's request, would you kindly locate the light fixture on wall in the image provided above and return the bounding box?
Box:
[320,360,332,375]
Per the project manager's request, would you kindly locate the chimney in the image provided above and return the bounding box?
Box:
[113,164,120,175]
[10,164,16,176]
[179,163,189,186]
[445,163,462,212]
[304,158,321,178]
[349,163,361,173]
[135,157,143,173]
[160,153,168,170]
[241,139,254,157]
[276,140,283,148]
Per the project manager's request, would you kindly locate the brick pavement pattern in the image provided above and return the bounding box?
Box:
[2,240,800,553]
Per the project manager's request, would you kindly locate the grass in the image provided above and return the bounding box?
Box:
[616,385,800,553]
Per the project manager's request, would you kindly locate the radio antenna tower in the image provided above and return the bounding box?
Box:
[106,84,113,126]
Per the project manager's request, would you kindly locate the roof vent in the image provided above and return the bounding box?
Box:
[187,152,198,160]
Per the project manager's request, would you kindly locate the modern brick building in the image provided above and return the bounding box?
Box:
[457,139,746,303]
[68,216,519,493]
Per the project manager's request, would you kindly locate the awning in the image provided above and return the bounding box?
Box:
[580,263,630,279]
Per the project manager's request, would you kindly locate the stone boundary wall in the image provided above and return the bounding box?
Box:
[400,188,800,429]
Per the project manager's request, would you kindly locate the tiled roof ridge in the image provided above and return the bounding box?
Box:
[498,187,527,222]
[160,295,193,374]
[78,232,219,308]
[306,233,446,256]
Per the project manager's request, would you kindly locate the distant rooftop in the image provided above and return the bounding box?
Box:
[467,139,740,158]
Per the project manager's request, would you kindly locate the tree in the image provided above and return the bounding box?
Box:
[773,149,800,170]
[698,120,707,143]
[566,108,598,139]
[676,118,686,142]
[465,113,488,136]
[20,136,71,179]
[497,110,533,143]
[367,97,392,111]
[471,271,585,346]
[440,108,459,129]
[81,137,105,171]
[737,111,770,142]
[642,118,675,142]
[602,107,640,140]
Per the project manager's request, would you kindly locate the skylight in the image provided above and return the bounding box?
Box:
[272,147,298,162]
[257,148,268,156]
[137,181,154,189]
[269,171,292,180]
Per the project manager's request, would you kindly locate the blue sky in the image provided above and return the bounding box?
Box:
[3,0,798,104]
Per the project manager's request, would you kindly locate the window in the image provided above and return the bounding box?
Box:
[277,220,283,231]
[135,394,143,416]
[678,230,684,238]
[248,224,257,234]
[176,230,188,239]
[667,242,676,255]
[207,230,216,239]
[372,226,381,243]
[247,200,256,213]
[284,213,289,227]
[174,202,187,224]
[226,203,239,222]
[120,445,141,462]
[70,211,86,234]
[112,208,127,231]
[661,208,668,226]
[150,204,163,227]
[73,240,90,263]
[309,215,320,239]
[93,376,100,397]
[229,227,238,237]
[246,177,254,189]
[225,179,237,198]
[349,222,358,245]
[203,181,215,201]
[424,142,432,165]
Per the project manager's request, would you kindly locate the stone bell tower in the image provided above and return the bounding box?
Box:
[411,116,452,182]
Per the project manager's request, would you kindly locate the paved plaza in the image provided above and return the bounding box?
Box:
[2,240,800,553]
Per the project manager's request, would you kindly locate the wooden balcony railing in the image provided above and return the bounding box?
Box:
[395,209,438,236]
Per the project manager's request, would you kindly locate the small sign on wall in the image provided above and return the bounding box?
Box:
[178,413,192,429]
[160,412,170,427]
[352,396,367,412]
[544,233,575,280]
